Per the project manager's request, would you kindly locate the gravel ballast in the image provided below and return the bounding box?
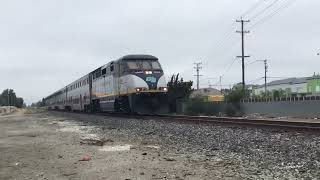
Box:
[50,112,320,179]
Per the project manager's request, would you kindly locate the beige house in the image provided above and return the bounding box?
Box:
[190,88,224,102]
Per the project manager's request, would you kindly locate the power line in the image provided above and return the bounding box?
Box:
[250,0,281,20]
[249,0,298,29]
[211,57,238,86]
[247,77,265,84]
[194,62,203,90]
[267,76,291,79]
[240,0,267,18]
[206,0,286,89]
[221,57,238,78]
[209,0,270,61]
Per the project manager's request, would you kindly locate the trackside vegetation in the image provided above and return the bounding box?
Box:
[0,89,25,108]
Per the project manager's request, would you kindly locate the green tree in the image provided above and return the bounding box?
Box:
[225,85,247,102]
[15,97,24,108]
[167,74,193,112]
[0,89,24,108]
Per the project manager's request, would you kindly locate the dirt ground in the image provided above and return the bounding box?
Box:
[0,110,233,180]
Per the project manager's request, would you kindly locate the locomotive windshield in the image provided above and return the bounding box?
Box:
[126,60,162,70]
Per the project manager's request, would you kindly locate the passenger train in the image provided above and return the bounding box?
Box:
[45,55,168,113]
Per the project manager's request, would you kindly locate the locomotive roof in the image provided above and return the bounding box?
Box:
[119,54,158,61]
[45,54,159,100]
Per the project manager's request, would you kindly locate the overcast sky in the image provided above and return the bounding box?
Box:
[1,0,319,104]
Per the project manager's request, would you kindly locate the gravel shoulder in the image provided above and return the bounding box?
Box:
[1,110,320,180]
[0,111,231,180]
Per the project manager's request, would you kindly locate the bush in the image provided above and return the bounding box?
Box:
[185,98,206,115]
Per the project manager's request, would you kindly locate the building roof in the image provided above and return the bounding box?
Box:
[256,76,320,88]
[190,88,221,98]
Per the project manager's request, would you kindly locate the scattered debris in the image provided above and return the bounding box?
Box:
[104,138,114,143]
[26,133,37,137]
[79,155,91,161]
[142,152,147,155]
[58,155,63,159]
[63,172,77,176]
[36,172,45,177]
[145,145,160,150]
[164,157,176,161]
[100,145,131,152]
[80,137,105,146]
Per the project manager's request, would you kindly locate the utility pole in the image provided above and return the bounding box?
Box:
[7,89,10,106]
[252,59,268,95]
[7,89,11,113]
[219,76,222,91]
[264,60,268,95]
[208,80,213,88]
[236,18,250,90]
[194,62,202,90]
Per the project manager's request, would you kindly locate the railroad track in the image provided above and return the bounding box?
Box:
[57,110,320,131]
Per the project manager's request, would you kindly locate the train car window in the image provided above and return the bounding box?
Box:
[151,61,161,69]
[105,65,111,75]
[142,61,152,69]
[127,62,139,69]
[96,68,101,78]
[102,68,106,75]
[110,65,114,72]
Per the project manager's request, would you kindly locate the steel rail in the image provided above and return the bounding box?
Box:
[47,109,320,131]
[64,111,320,131]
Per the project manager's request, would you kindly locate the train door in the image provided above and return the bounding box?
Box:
[89,73,93,104]
[80,94,82,110]
[111,62,120,96]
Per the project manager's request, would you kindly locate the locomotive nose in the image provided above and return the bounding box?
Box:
[131,93,169,114]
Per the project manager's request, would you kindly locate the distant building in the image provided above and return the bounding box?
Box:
[253,75,320,97]
[190,88,224,102]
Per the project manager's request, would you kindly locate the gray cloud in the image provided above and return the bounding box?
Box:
[0,0,319,104]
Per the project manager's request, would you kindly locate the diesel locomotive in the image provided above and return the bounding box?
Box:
[45,55,169,113]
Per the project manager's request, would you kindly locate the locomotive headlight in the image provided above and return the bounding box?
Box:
[136,88,141,92]
[145,71,153,74]
[159,87,168,91]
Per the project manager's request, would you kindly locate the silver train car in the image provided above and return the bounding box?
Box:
[45,55,169,113]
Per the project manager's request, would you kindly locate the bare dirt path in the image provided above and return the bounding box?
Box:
[0,111,230,180]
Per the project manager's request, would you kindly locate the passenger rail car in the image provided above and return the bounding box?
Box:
[45,55,168,113]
